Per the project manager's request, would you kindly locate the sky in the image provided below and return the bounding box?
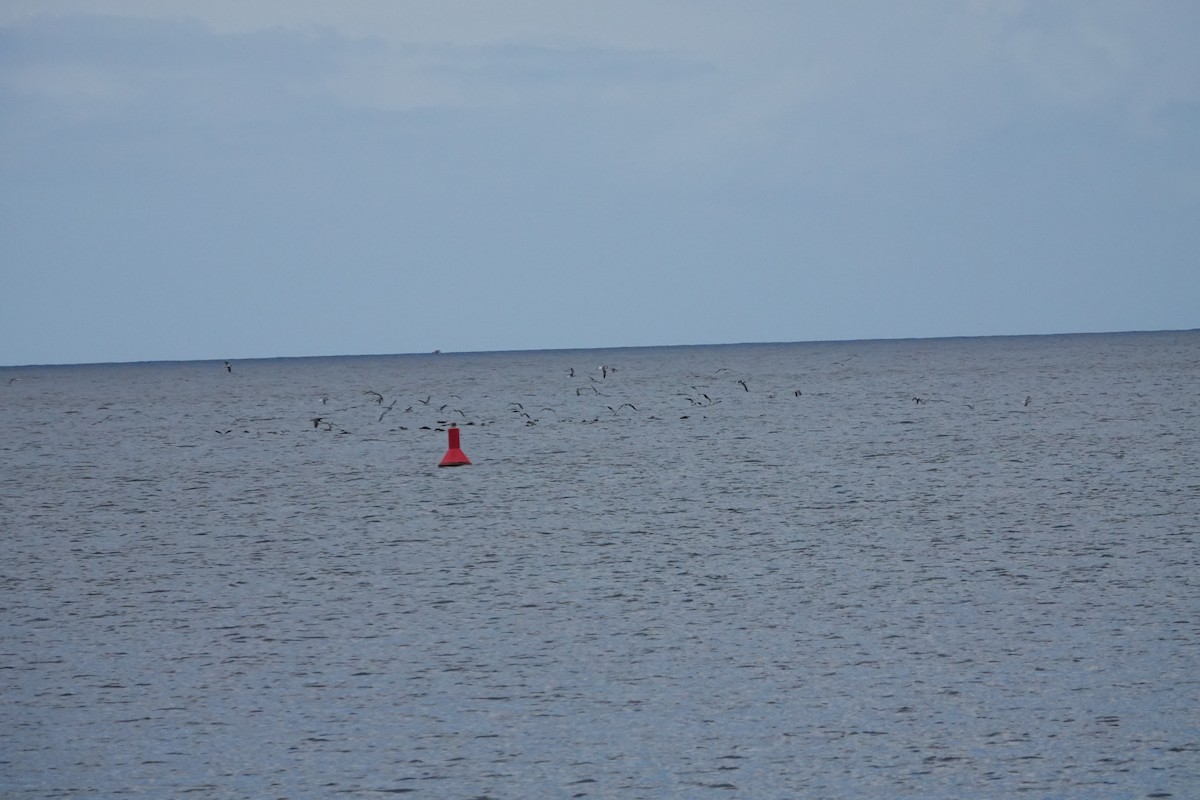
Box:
[2,1,1197,366]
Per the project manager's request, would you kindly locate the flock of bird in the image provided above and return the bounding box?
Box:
[210,358,1035,437]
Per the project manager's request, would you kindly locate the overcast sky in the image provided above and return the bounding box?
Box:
[2,1,1197,366]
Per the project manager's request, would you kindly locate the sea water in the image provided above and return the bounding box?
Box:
[2,332,1197,798]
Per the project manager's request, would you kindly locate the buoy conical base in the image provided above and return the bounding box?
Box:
[438,425,471,467]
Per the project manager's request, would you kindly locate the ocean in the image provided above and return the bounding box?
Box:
[2,331,1197,799]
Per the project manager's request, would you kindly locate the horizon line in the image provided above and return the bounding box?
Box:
[3,327,1196,370]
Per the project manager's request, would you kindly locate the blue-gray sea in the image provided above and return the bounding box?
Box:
[2,331,1198,799]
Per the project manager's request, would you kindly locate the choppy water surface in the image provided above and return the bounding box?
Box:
[3,332,1198,799]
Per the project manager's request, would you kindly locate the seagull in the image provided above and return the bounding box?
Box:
[737,380,749,392]
[364,391,384,404]
[1024,395,1032,407]
[224,361,232,373]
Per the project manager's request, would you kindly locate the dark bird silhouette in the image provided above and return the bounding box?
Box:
[311,417,323,428]
[567,368,575,377]
[364,391,384,404]
[224,361,232,373]
[418,396,431,405]
[379,400,397,422]
[737,380,749,391]
[1024,395,1032,407]
[793,389,802,397]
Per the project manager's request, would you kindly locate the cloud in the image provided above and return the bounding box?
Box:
[5,4,1195,174]
[1,3,1197,363]
[315,40,706,115]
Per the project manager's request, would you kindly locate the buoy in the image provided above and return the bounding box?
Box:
[438,423,471,467]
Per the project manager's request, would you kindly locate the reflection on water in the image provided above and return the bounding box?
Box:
[3,332,1198,798]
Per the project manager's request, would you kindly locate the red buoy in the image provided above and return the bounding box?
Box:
[438,423,471,467]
